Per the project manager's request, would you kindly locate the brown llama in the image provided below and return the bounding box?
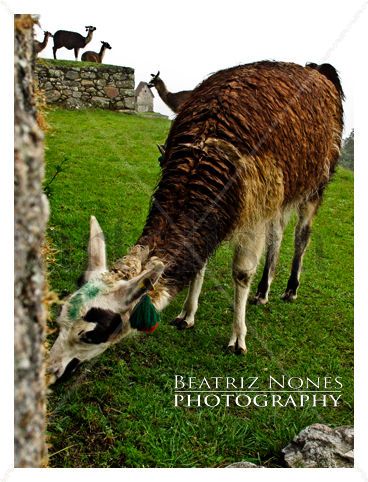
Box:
[34,31,53,54]
[147,71,192,113]
[81,41,112,63]
[48,61,344,382]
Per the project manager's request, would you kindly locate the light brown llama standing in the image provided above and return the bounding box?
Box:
[34,30,53,54]
[147,71,192,113]
[48,61,344,382]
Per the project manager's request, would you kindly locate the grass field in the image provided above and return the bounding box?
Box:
[45,107,353,468]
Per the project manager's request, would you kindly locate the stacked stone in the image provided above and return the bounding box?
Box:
[35,62,135,110]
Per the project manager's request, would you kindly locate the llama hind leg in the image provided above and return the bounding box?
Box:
[282,199,320,301]
[171,262,207,330]
[253,214,285,305]
[229,225,266,354]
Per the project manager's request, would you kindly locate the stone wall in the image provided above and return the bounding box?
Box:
[35,60,135,110]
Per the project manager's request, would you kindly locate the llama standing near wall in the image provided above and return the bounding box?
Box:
[147,71,192,113]
[34,31,53,54]
[48,61,344,381]
[81,41,112,63]
[52,26,96,60]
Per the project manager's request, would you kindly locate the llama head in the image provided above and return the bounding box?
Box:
[147,71,160,88]
[47,216,164,384]
[101,41,112,49]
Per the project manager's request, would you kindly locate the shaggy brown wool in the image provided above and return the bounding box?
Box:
[137,61,343,294]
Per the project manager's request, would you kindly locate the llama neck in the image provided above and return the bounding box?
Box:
[99,46,106,62]
[110,255,172,312]
[41,33,49,49]
[109,246,172,312]
[85,31,93,46]
[110,223,219,311]
[154,79,170,104]
[136,220,215,300]
[134,139,246,299]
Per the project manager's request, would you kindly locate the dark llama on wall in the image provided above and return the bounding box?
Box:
[48,60,344,382]
[52,25,96,60]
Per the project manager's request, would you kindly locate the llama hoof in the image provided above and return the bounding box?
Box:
[169,317,183,326]
[251,294,268,305]
[176,319,193,330]
[282,290,297,302]
[170,317,193,330]
[228,340,247,355]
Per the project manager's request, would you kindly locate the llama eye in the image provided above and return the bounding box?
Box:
[81,308,123,344]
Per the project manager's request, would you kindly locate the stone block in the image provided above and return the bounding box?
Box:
[282,424,354,468]
[81,72,96,79]
[65,70,79,80]
[46,90,61,102]
[104,86,119,98]
[91,96,110,107]
[124,97,135,110]
[48,69,62,78]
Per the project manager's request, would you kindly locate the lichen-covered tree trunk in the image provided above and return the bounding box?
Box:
[14,14,49,468]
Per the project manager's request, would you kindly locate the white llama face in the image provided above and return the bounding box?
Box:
[47,216,163,383]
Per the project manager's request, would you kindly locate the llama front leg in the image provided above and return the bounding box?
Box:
[253,215,285,305]
[282,199,320,301]
[171,262,207,330]
[229,226,265,354]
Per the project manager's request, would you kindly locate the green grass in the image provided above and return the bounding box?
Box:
[37,58,126,70]
[45,107,353,468]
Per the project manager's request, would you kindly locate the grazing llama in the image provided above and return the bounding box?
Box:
[48,61,344,382]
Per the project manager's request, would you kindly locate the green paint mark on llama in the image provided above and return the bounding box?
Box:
[68,292,84,320]
[84,283,101,299]
[67,282,102,320]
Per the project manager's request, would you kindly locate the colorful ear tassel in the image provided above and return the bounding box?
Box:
[129,295,160,333]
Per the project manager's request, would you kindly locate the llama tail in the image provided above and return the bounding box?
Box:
[306,62,345,100]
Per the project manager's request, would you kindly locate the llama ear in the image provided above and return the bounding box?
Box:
[85,216,107,281]
[113,260,164,309]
